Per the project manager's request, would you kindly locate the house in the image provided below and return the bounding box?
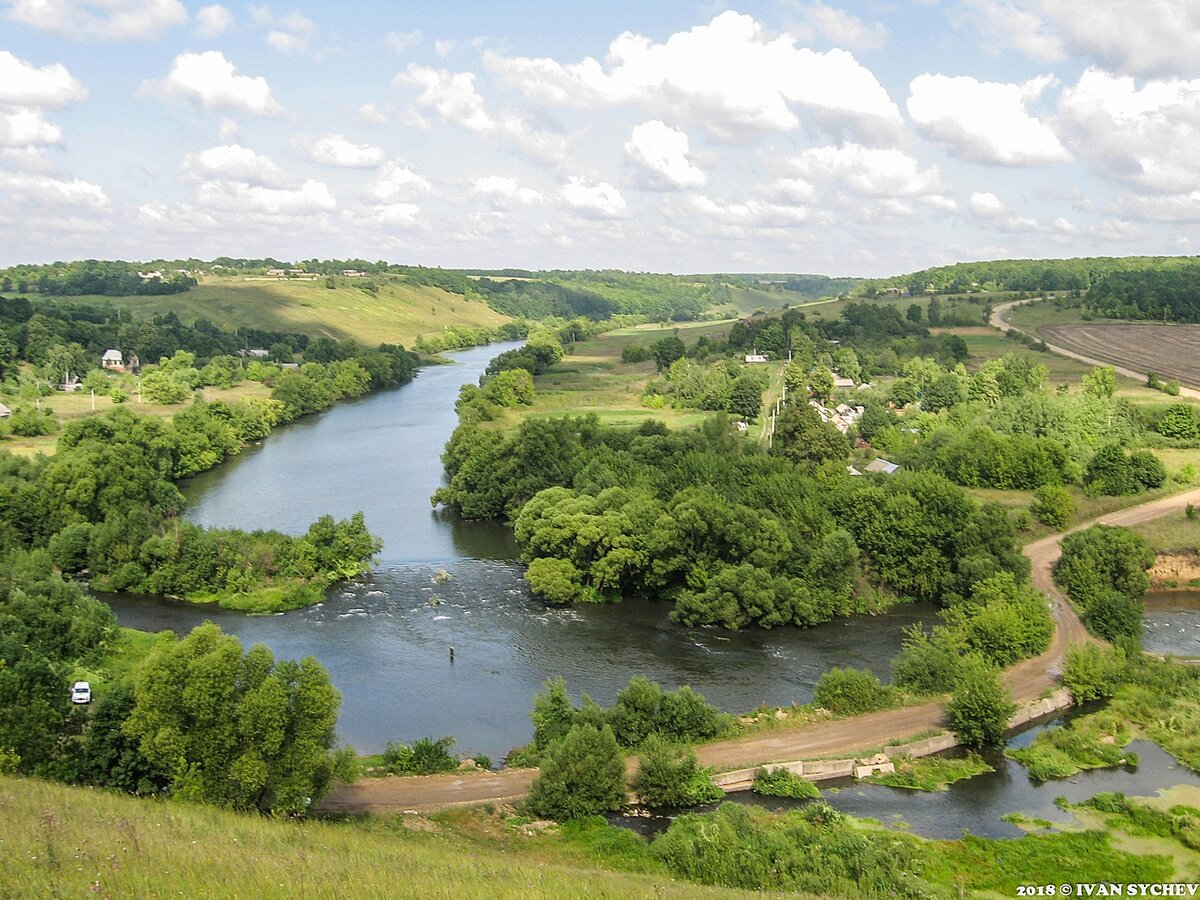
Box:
[847,465,862,476]
[744,354,769,363]
[865,458,901,475]
[266,268,286,277]
[883,286,903,296]
[833,376,856,389]
[279,362,300,371]
[101,349,123,371]
[137,270,163,281]
[239,348,270,359]
[58,374,81,392]
[0,402,10,418]
[341,269,366,277]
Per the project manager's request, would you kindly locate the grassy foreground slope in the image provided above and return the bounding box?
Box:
[0,777,755,900]
[35,275,512,347]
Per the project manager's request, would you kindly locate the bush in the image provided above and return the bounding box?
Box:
[631,735,723,807]
[1062,644,1129,702]
[1031,485,1074,529]
[752,766,821,799]
[526,723,626,822]
[1084,588,1144,643]
[812,667,896,716]
[382,736,457,775]
[1055,525,1153,642]
[621,344,650,364]
[946,661,1015,749]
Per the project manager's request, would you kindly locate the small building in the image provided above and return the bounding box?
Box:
[847,465,862,477]
[744,354,769,363]
[59,374,81,392]
[266,268,286,277]
[341,269,366,277]
[833,376,856,389]
[865,458,900,476]
[239,348,270,359]
[733,421,749,432]
[279,362,300,371]
[0,402,10,418]
[883,286,903,296]
[101,349,123,370]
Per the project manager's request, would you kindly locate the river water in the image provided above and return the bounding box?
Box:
[103,342,937,759]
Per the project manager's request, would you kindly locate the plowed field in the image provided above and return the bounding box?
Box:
[1039,323,1200,388]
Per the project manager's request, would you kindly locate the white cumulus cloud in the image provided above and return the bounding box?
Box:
[306,134,385,168]
[907,73,1069,166]
[486,10,901,143]
[1058,68,1200,196]
[473,175,542,205]
[196,178,335,216]
[625,121,706,190]
[0,109,62,147]
[5,0,187,40]
[184,144,288,187]
[0,169,108,206]
[371,160,431,202]
[787,143,946,199]
[561,177,627,218]
[0,52,87,109]
[143,51,283,116]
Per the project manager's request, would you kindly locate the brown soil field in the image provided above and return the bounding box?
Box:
[1039,323,1200,388]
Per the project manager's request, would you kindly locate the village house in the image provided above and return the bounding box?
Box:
[239,348,270,359]
[100,349,124,371]
[0,402,11,418]
[341,269,366,277]
[809,399,864,435]
[744,353,769,363]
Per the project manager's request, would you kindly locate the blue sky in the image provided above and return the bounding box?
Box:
[2,0,1199,275]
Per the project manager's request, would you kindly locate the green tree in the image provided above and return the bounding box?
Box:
[525,723,626,821]
[946,661,1015,748]
[808,365,834,402]
[1030,485,1075,529]
[631,734,722,807]
[726,375,763,422]
[140,370,189,404]
[1082,366,1116,399]
[123,623,344,814]
[650,336,685,372]
[906,303,923,324]
[530,676,578,752]
[771,403,850,469]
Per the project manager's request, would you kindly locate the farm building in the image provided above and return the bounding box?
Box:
[100,349,123,370]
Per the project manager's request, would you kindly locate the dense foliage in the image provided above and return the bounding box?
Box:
[1054,525,1154,642]
[524,723,627,821]
[945,660,1016,748]
[124,623,348,813]
[630,735,723,807]
[0,260,195,297]
[1087,262,1200,322]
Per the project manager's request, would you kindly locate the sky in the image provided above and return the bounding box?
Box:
[2,1,1200,276]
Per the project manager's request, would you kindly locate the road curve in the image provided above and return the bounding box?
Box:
[316,487,1200,816]
[989,299,1200,400]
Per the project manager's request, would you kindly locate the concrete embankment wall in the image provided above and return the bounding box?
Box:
[713,688,1073,793]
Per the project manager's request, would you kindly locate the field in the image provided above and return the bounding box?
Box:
[1038,323,1200,389]
[0,379,274,458]
[0,776,752,900]
[507,319,746,429]
[28,275,512,347]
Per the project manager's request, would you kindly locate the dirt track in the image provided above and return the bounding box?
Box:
[316,487,1200,815]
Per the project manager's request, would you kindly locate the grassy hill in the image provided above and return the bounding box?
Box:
[31,275,512,347]
[0,775,756,899]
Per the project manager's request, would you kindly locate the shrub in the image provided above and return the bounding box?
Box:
[813,667,896,716]
[946,661,1015,749]
[752,766,820,799]
[382,736,457,775]
[525,723,626,822]
[1031,485,1074,529]
[631,735,723,807]
[1062,645,1129,703]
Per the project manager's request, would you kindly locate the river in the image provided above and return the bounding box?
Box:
[103,342,938,760]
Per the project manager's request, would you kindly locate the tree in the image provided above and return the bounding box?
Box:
[771,403,850,469]
[726,375,763,422]
[922,372,964,413]
[139,371,190,404]
[946,660,1015,748]
[1082,366,1116,399]
[808,365,834,402]
[525,723,626,821]
[1030,485,1074,528]
[631,734,722,807]
[926,297,943,326]
[906,303,923,324]
[123,623,344,814]
[650,336,685,372]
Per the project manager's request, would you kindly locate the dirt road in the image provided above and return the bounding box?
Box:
[989,299,1200,399]
[316,487,1200,815]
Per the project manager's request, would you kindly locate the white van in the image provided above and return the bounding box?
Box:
[71,681,91,704]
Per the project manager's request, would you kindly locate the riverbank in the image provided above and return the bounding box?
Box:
[316,485,1200,814]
